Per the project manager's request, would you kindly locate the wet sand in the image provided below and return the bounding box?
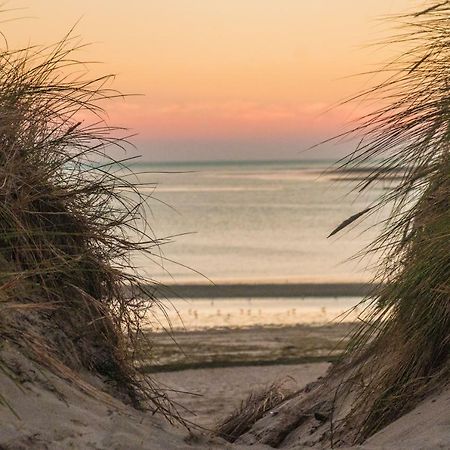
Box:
[146,296,364,331]
[142,322,353,372]
[152,282,378,299]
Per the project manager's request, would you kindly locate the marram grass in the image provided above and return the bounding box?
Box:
[0,34,182,422]
[330,0,450,442]
[212,2,449,446]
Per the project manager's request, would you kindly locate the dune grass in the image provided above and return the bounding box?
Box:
[216,380,291,442]
[0,34,181,421]
[216,3,449,446]
[327,1,450,441]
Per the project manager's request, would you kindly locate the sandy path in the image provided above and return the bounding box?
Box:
[1,348,448,449]
[153,363,330,428]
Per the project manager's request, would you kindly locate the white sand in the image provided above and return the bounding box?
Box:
[0,347,448,449]
[152,363,330,428]
[361,387,450,450]
[0,346,238,450]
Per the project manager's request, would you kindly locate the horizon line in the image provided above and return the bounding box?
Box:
[127,157,339,165]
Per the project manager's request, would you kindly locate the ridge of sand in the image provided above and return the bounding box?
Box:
[0,346,448,449]
[359,386,450,450]
[0,346,267,450]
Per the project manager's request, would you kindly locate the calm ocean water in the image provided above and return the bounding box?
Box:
[128,160,386,285]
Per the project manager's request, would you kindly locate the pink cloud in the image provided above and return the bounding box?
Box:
[105,99,362,141]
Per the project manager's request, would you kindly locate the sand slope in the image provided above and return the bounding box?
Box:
[0,347,244,450]
[359,387,450,450]
[152,363,330,428]
[0,347,448,449]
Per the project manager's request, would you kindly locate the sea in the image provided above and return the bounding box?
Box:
[124,159,389,329]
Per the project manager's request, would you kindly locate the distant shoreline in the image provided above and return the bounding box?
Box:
[149,282,379,299]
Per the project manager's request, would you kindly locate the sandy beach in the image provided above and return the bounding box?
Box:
[146,296,364,332]
[153,363,330,428]
[1,347,448,449]
[1,1,449,448]
[142,322,353,371]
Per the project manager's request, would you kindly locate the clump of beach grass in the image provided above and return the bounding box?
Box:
[0,33,179,420]
[216,1,449,446]
[216,380,292,442]
[324,0,450,442]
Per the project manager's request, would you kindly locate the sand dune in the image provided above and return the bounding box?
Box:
[1,347,448,449]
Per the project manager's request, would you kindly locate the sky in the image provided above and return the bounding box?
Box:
[3,1,422,161]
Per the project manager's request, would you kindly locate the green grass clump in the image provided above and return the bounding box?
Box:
[330,1,450,441]
[0,34,178,420]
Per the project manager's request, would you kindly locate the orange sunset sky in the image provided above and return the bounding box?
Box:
[4,1,421,161]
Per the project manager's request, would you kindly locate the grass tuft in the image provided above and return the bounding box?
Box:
[0,33,181,421]
[216,380,291,442]
[329,0,450,442]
